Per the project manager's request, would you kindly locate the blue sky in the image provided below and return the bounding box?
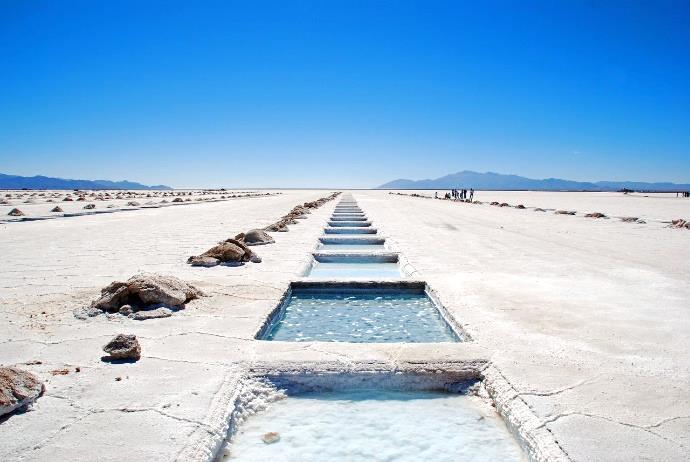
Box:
[1,0,689,188]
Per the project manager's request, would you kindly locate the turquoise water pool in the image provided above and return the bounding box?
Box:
[262,291,459,342]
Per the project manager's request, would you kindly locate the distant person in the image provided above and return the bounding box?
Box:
[469,189,474,201]
[435,192,438,199]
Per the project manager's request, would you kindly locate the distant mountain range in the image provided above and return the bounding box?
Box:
[0,173,171,190]
[377,171,690,191]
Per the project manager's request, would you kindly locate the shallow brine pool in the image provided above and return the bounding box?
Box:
[324,227,377,234]
[328,221,372,227]
[262,291,458,342]
[308,261,401,278]
[318,243,385,252]
[330,216,368,221]
[225,389,524,461]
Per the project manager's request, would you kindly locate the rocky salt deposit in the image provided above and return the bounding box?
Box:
[83,273,202,318]
[188,239,260,267]
[0,367,44,417]
[102,334,141,361]
[236,229,275,246]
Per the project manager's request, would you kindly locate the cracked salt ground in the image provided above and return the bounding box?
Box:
[224,389,525,461]
[264,293,459,343]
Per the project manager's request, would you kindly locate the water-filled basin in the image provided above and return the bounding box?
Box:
[260,282,460,343]
[318,237,385,252]
[318,243,385,252]
[325,227,377,234]
[225,388,524,461]
[328,221,372,227]
[307,254,400,278]
[330,216,368,221]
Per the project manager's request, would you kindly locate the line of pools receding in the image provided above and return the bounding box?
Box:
[221,194,528,461]
[259,195,465,343]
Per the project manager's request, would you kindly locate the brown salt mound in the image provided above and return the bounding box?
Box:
[669,219,690,229]
[188,238,260,266]
[236,229,275,246]
[91,273,202,313]
[621,216,646,224]
[264,222,289,232]
[555,210,576,215]
[263,192,340,233]
[515,204,526,209]
[585,212,607,218]
[0,367,44,417]
[103,334,141,361]
[51,206,64,213]
[7,208,24,216]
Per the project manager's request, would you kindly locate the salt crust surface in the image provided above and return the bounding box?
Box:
[1,190,688,461]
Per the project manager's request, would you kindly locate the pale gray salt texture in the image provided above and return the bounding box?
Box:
[263,292,459,342]
[225,389,525,461]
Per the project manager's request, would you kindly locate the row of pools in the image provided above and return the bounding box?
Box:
[223,195,528,461]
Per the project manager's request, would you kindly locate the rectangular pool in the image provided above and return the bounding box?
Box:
[318,237,386,252]
[325,227,377,234]
[327,220,372,227]
[307,254,401,278]
[318,243,385,252]
[330,216,368,221]
[259,282,460,343]
[224,389,524,461]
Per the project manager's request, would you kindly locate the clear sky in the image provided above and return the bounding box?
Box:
[1,0,689,188]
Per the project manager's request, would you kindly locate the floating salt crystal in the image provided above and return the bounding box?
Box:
[262,432,281,444]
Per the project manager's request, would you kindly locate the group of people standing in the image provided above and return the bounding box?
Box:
[436,188,474,202]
